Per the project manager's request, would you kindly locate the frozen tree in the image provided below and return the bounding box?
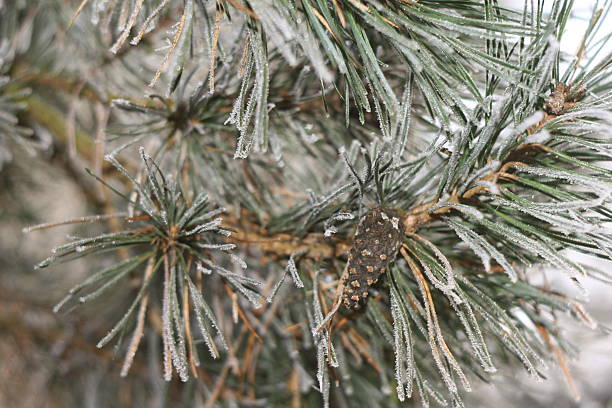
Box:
[2,0,612,406]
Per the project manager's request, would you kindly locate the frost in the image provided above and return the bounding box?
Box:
[185,217,223,235]
[222,274,264,307]
[177,193,210,228]
[477,217,587,291]
[270,133,285,168]
[105,153,157,217]
[524,128,551,144]
[190,207,226,225]
[323,226,337,238]
[432,202,485,220]
[460,160,500,195]
[196,243,236,251]
[266,250,306,302]
[130,0,170,46]
[188,278,221,359]
[450,299,496,373]
[77,264,134,304]
[493,196,605,234]
[310,268,338,407]
[188,277,228,354]
[323,212,354,237]
[230,254,247,269]
[440,128,468,193]
[110,98,133,107]
[120,295,148,377]
[514,165,611,197]
[414,272,463,393]
[299,123,321,144]
[248,0,298,66]
[161,266,188,382]
[96,276,153,350]
[170,273,188,382]
[109,0,145,54]
[226,26,270,158]
[196,262,212,275]
[159,210,168,227]
[392,79,413,159]
[474,180,500,195]
[411,238,461,304]
[216,229,233,237]
[53,293,72,314]
[457,276,544,376]
[390,290,414,401]
[447,218,518,282]
[286,254,304,288]
[495,110,544,156]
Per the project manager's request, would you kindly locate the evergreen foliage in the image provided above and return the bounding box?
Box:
[2,0,612,406]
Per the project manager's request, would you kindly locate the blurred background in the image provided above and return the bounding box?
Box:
[1,0,610,407]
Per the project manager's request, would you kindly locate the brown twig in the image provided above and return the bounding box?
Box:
[223,283,262,342]
[536,324,580,401]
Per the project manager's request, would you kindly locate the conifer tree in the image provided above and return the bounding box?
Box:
[2,0,612,406]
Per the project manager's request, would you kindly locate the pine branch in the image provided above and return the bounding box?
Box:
[6,0,612,406]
